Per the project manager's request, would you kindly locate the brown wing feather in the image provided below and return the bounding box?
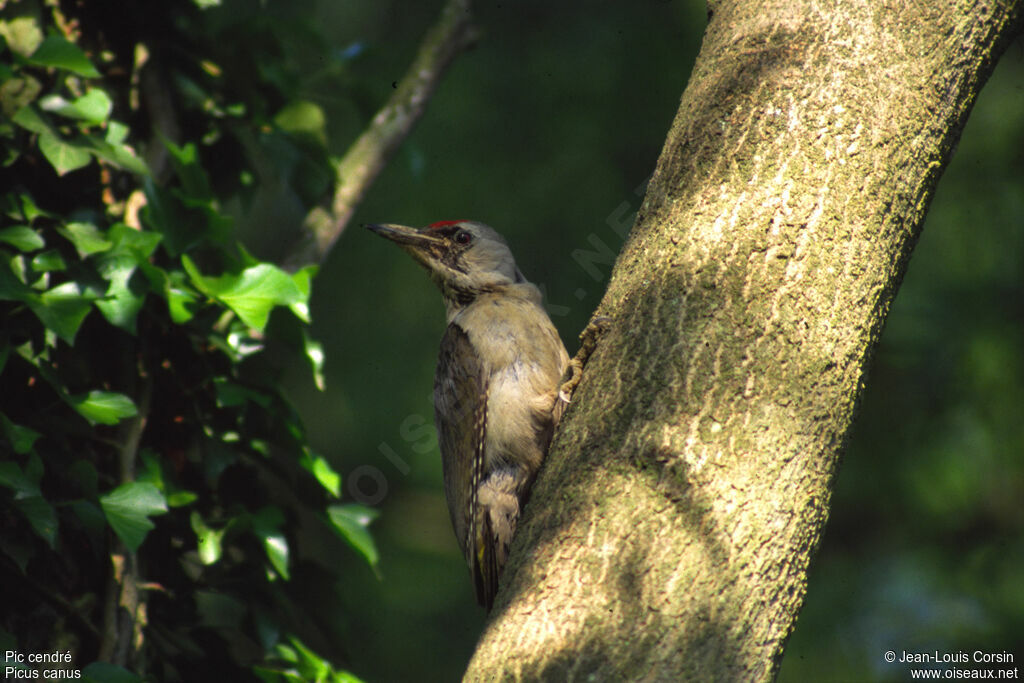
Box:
[473,510,500,610]
[436,301,568,609]
[434,323,487,575]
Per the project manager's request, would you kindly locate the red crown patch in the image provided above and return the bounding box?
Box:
[427,220,467,230]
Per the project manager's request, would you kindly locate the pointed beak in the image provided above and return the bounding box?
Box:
[366,223,447,273]
[365,223,442,250]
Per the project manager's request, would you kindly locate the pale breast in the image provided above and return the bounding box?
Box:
[484,362,556,471]
[455,292,568,476]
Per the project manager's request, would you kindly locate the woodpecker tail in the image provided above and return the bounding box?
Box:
[473,512,501,611]
[472,474,520,610]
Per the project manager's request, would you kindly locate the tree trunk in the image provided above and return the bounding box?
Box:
[465,0,1022,680]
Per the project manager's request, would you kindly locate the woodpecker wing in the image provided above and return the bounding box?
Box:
[476,509,500,611]
[434,322,488,582]
[438,294,569,609]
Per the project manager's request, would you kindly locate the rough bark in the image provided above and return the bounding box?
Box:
[465,0,1022,680]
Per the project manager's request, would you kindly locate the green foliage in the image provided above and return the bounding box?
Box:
[0,2,370,680]
[99,482,168,552]
[255,637,365,683]
[327,504,381,570]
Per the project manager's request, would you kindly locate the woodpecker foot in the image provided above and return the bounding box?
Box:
[558,315,612,403]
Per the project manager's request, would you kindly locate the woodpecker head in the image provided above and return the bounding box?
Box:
[366,220,527,305]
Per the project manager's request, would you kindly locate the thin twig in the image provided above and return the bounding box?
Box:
[286,0,479,269]
[99,368,152,667]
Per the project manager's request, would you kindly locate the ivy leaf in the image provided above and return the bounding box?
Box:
[69,89,112,123]
[27,281,96,344]
[6,191,55,222]
[11,105,53,136]
[92,226,158,333]
[39,132,92,175]
[0,226,44,251]
[108,223,162,258]
[100,482,168,552]
[0,460,39,496]
[58,221,113,257]
[164,140,213,199]
[300,451,340,498]
[327,504,379,569]
[142,180,228,254]
[285,638,334,682]
[106,121,129,144]
[167,288,198,323]
[95,285,145,333]
[213,378,272,408]
[86,137,149,175]
[252,507,290,580]
[68,390,137,425]
[167,491,198,507]
[183,257,304,332]
[15,495,58,548]
[0,455,56,548]
[288,264,317,323]
[0,414,41,454]
[0,251,34,301]
[28,35,101,78]
[39,88,112,124]
[190,511,226,565]
[31,250,67,272]
[256,637,365,683]
[137,262,198,323]
[164,270,200,323]
[302,327,326,391]
[135,450,165,490]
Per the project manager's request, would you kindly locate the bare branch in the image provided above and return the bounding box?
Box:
[287,0,479,269]
[99,371,152,668]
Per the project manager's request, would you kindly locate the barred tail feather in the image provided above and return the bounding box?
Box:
[472,474,520,611]
[474,512,501,610]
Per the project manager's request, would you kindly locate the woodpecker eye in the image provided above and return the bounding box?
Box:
[454,230,472,245]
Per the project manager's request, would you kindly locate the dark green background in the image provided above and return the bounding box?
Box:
[244,2,1023,680]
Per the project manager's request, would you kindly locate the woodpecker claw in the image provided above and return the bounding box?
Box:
[557,315,612,405]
